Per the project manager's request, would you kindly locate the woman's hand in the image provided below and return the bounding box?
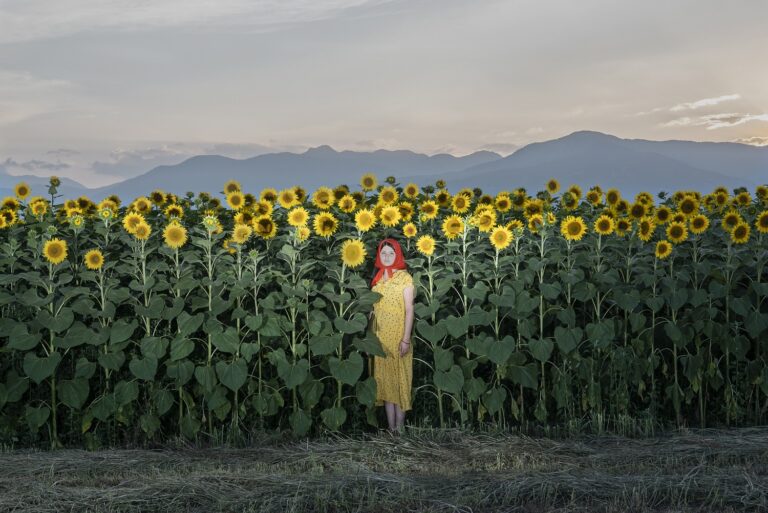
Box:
[399,339,411,357]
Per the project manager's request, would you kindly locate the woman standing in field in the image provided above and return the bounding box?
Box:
[370,238,415,434]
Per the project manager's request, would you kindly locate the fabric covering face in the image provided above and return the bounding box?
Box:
[371,238,407,287]
[371,269,414,411]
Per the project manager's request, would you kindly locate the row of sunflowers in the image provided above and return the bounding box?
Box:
[1,174,767,447]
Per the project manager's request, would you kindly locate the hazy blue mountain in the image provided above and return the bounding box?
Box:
[88,146,502,200]
[408,131,766,198]
[0,165,88,200]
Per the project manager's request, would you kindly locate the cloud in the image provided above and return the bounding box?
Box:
[733,136,768,147]
[46,148,81,158]
[669,94,741,112]
[0,70,80,126]
[662,113,768,130]
[0,0,397,44]
[2,157,70,174]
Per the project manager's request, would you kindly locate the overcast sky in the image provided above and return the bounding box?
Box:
[1,0,767,187]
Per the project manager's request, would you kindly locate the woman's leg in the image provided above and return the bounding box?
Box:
[384,401,397,431]
[394,404,405,432]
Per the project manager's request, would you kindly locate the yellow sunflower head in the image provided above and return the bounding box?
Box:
[655,240,672,260]
[296,225,311,242]
[163,204,184,219]
[84,249,105,271]
[666,221,688,244]
[313,212,339,238]
[560,215,587,242]
[260,188,278,203]
[14,182,31,200]
[226,191,245,211]
[31,200,48,217]
[654,206,672,225]
[690,214,710,235]
[495,193,512,213]
[122,212,145,234]
[561,191,578,210]
[403,222,418,238]
[735,191,752,207]
[404,183,420,199]
[451,194,471,214]
[721,210,742,232]
[223,180,242,195]
[340,239,366,268]
[731,222,750,244]
[232,223,253,245]
[43,238,68,265]
[490,226,512,251]
[253,215,278,239]
[442,215,465,240]
[528,213,544,234]
[254,200,273,217]
[678,196,699,217]
[379,186,398,205]
[354,209,376,232]
[505,219,524,236]
[629,202,647,220]
[605,188,621,206]
[419,200,439,220]
[133,222,152,240]
[523,198,544,218]
[360,173,378,192]
[615,218,632,236]
[756,210,768,234]
[338,194,357,213]
[546,178,560,194]
[380,205,401,227]
[594,214,615,236]
[133,196,152,213]
[568,184,582,200]
[586,189,602,206]
[435,189,452,208]
[278,188,298,209]
[416,235,436,256]
[163,223,188,250]
[312,186,335,210]
[472,208,497,233]
[637,217,656,242]
[150,190,166,206]
[288,207,309,227]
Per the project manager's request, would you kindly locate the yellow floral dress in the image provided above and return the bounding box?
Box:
[371,269,414,411]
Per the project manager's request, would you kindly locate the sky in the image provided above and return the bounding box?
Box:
[1,0,767,187]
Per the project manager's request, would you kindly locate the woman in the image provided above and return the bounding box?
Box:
[370,238,415,434]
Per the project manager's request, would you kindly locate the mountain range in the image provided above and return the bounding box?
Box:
[1,131,765,201]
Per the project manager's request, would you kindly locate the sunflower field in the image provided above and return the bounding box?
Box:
[1,175,767,448]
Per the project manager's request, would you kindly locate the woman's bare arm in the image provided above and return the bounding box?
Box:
[401,284,415,344]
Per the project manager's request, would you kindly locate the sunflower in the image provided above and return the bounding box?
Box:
[360,173,378,192]
[637,217,656,242]
[419,200,439,220]
[163,224,188,249]
[451,194,471,214]
[14,182,31,200]
[473,208,497,232]
[133,222,151,240]
[605,188,621,206]
[546,178,560,194]
[678,196,699,217]
[340,239,366,268]
[756,211,768,234]
[333,185,349,201]
[43,238,68,265]
[296,225,310,242]
[560,215,587,242]
[202,214,219,232]
[416,235,436,256]
[223,180,242,195]
[398,201,414,222]
[232,223,253,245]
[655,240,672,259]
[133,197,152,213]
[527,213,544,234]
[164,204,184,219]
[260,188,278,203]
[234,211,254,225]
[435,189,452,208]
[489,226,512,251]
[278,188,299,209]
[756,185,768,202]
[379,186,398,205]
[666,222,687,244]
[586,189,602,206]
[594,215,615,236]
[404,183,420,199]
[0,216,7,229]
[226,191,245,211]
[735,191,752,207]
[505,219,524,234]
[122,212,145,234]
[510,190,527,211]
[442,215,464,239]
[312,186,335,210]
[355,209,376,232]
[313,212,339,238]
[31,201,48,217]
[568,184,582,200]
[2,197,20,211]
[84,249,104,271]
[731,222,750,244]
[721,210,742,232]
[615,218,631,236]
[287,207,309,227]
[338,194,357,213]
[523,198,544,218]
[714,191,729,209]
[150,190,166,206]
[380,205,401,227]
[561,191,578,210]
[653,206,671,225]
[495,193,512,212]
[636,192,654,205]
[690,214,709,235]
[403,222,418,238]
[253,215,278,239]
[629,202,647,220]
[253,200,273,217]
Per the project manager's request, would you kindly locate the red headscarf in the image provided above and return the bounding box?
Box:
[371,238,407,287]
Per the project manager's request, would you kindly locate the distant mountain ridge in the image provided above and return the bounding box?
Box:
[1,131,765,201]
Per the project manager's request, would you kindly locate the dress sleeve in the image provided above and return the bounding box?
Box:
[402,272,413,287]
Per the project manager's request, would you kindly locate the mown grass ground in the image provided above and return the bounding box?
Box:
[1,426,766,512]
